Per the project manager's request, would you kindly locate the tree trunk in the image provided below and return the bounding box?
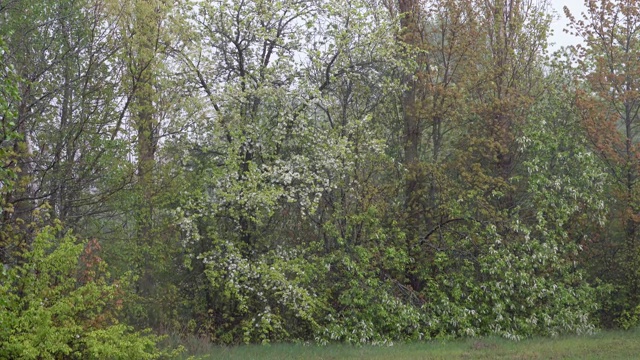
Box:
[398,0,425,291]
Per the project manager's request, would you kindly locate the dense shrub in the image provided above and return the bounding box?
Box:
[0,224,170,359]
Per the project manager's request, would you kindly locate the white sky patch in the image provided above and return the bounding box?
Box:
[548,0,586,52]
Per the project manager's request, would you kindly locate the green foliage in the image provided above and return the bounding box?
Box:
[0,36,22,260]
[197,238,324,344]
[413,74,603,340]
[421,231,597,340]
[0,223,169,359]
[563,0,640,327]
[317,248,427,345]
[2,0,638,350]
[616,304,640,330]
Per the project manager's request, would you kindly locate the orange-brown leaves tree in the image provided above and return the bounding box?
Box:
[567,0,640,327]
[391,0,551,291]
[464,0,550,202]
[391,0,481,291]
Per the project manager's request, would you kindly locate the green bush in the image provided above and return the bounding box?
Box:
[316,247,427,345]
[200,239,325,344]
[0,223,168,359]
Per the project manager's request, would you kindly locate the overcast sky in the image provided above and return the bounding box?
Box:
[548,0,587,51]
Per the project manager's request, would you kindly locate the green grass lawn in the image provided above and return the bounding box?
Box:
[178,328,640,360]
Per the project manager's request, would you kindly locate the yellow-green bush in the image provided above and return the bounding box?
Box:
[0,224,166,359]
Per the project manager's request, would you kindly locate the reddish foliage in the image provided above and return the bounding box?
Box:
[79,238,103,284]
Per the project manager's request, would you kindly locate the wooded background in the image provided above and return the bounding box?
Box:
[1,0,640,357]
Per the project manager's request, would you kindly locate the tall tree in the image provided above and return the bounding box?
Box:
[392,0,427,291]
[566,0,640,326]
[120,0,167,248]
[0,0,135,230]
[113,0,185,328]
[0,0,133,264]
[390,0,484,291]
[0,37,21,265]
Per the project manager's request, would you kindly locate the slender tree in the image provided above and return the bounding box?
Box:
[566,0,640,326]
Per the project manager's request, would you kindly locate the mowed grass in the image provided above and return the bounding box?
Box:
[179,327,640,360]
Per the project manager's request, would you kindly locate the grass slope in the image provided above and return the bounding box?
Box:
[181,328,640,360]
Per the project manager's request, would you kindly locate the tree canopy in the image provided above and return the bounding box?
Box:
[1,0,640,356]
